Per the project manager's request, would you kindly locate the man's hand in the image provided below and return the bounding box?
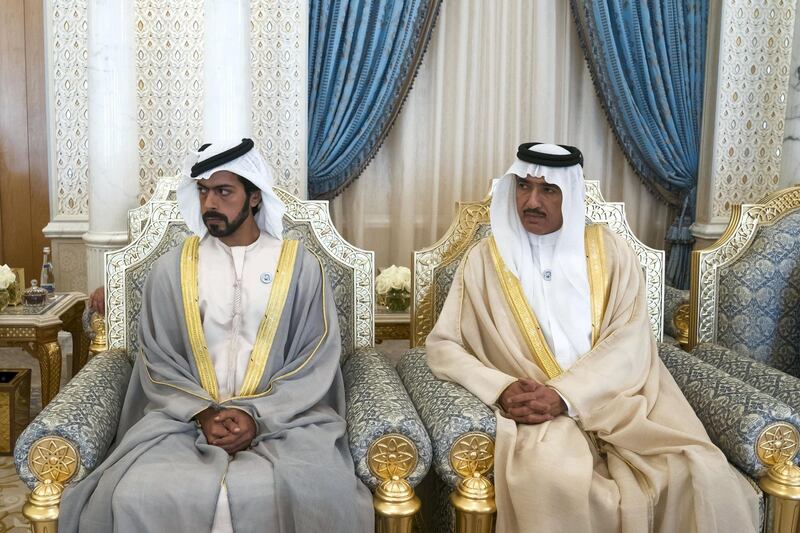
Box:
[499,378,567,424]
[196,407,231,445]
[89,287,105,316]
[206,408,257,455]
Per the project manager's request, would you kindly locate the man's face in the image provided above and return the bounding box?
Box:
[515,175,564,235]
[198,171,261,238]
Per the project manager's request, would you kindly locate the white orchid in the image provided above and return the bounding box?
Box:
[0,264,16,290]
[375,265,411,295]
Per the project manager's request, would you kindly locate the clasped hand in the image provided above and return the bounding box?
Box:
[196,407,256,455]
[499,378,567,424]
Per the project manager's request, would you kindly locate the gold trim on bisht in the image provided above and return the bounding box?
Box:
[488,226,609,379]
[238,239,299,397]
[584,224,609,346]
[488,236,563,379]
[181,236,220,401]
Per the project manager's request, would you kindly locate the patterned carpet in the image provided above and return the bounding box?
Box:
[0,336,73,533]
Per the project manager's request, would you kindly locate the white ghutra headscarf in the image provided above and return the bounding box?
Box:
[489,143,592,368]
[176,138,286,240]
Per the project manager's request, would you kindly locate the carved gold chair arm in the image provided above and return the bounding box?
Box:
[449,432,496,533]
[22,436,80,533]
[368,434,421,533]
[756,423,800,533]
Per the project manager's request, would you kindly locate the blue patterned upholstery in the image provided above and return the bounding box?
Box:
[715,210,800,377]
[659,343,800,477]
[343,348,431,488]
[692,343,800,414]
[397,348,495,487]
[14,350,132,489]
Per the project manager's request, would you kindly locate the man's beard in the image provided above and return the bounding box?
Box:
[202,196,251,238]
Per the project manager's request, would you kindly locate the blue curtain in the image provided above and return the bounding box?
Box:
[308,0,442,200]
[570,1,709,289]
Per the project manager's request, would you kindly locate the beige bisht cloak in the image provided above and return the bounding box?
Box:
[427,226,759,533]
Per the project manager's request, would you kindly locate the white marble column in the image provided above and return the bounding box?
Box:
[203,0,251,141]
[83,0,140,290]
[694,0,796,245]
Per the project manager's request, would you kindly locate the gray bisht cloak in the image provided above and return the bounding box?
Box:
[59,241,374,532]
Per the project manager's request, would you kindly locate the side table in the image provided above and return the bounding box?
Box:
[0,292,88,407]
[375,307,410,344]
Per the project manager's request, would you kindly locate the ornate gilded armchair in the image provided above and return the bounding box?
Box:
[397,182,799,532]
[685,185,800,531]
[14,177,431,533]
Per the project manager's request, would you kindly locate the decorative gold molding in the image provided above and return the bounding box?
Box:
[23,437,80,533]
[411,198,490,348]
[449,432,496,533]
[689,186,800,348]
[368,434,420,533]
[757,423,799,468]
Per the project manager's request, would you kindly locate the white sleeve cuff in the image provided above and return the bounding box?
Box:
[553,388,578,419]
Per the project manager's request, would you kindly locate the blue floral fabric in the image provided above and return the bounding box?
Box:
[343,348,431,489]
[397,348,495,487]
[14,350,132,489]
[659,343,800,477]
[716,210,800,377]
[692,343,800,414]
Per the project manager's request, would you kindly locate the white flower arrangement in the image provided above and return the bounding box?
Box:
[375,265,411,295]
[376,265,411,311]
[0,264,15,291]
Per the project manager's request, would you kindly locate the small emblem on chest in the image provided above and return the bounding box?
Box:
[260,272,272,284]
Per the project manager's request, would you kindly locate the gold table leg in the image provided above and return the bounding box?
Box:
[66,314,89,376]
[24,340,61,407]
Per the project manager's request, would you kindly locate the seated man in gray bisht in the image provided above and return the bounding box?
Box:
[59,139,374,533]
[426,142,759,532]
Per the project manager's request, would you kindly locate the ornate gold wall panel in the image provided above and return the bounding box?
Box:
[48,0,306,218]
[250,0,306,197]
[135,0,204,204]
[712,1,796,218]
[50,0,90,217]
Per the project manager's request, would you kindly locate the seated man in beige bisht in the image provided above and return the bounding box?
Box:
[426,142,759,533]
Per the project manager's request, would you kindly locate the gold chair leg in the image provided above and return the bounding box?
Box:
[373,477,421,533]
[755,423,800,533]
[22,437,79,533]
[759,462,800,533]
[368,434,421,533]
[449,432,496,533]
[451,473,496,533]
[22,480,63,533]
